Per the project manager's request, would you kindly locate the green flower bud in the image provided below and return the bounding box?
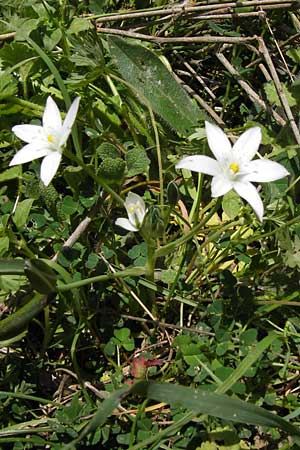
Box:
[167,180,179,207]
[141,205,165,240]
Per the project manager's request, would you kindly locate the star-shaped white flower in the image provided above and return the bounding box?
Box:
[10,96,80,186]
[176,121,289,221]
[115,192,147,232]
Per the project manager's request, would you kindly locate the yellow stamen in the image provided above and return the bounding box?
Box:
[229,162,239,174]
[47,134,54,143]
[128,205,140,214]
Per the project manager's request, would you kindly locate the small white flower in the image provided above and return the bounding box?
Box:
[115,192,147,232]
[176,121,289,221]
[10,96,80,186]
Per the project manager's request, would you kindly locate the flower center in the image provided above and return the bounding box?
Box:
[229,162,239,174]
[128,205,141,215]
[47,134,55,143]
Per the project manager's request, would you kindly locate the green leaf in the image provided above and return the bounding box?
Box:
[264,81,296,107]
[0,72,18,99]
[24,259,57,294]
[0,237,9,257]
[215,332,278,394]
[109,36,202,135]
[68,18,93,35]
[0,166,22,183]
[222,190,242,219]
[64,385,131,450]
[61,196,79,216]
[0,259,25,274]
[125,147,150,177]
[132,381,300,437]
[13,198,34,229]
[0,292,47,340]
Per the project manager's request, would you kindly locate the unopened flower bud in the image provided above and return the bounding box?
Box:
[167,180,179,207]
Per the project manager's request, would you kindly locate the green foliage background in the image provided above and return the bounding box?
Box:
[1,0,300,448]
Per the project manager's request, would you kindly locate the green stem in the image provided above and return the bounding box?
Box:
[145,243,157,315]
[190,173,203,225]
[232,215,300,246]
[6,96,44,114]
[110,73,164,208]
[57,266,146,292]
[155,198,222,258]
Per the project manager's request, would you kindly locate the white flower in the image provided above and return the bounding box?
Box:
[10,96,80,186]
[176,121,289,221]
[115,192,147,232]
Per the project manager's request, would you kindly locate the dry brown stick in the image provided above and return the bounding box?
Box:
[191,10,267,20]
[262,10,294,82]
[258,36,300,143]
[0,32,16,41]
[182,60,217,100]
[52,216,92,263]
[174,72,225,126]
[93,0,299,23]
[121,314,215,336]
[97,27,256,44]
[215,51,286,126]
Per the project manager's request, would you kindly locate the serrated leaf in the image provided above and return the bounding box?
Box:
[0,72,18,99]
[109,36,202,135]
[264,81,296,107]
[125,147,150,177]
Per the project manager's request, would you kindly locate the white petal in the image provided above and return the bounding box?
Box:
[234,181,263,221]
[43,97,62,134]
[205,121,232,161]
[59,97,80,147]
[125,192,146,226]
[176,155,220,176]
[211,175,233,197]
[40,152,62,186]
[246,159,289,182]
[115,218,138,232]
[12,124,45,143]
[233,127,261,162]
[9,143,51,165]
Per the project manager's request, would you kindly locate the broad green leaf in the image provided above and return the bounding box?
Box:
[13,198,34,229]
[0,292,47,340]
[24,259,57,294]
[222,190,242,220]
[125,147,150,177]
[0,166,21,183]
[108,36,203,135]
[0,72,18,99]
[264,81,296,107]
[68,18,93,35]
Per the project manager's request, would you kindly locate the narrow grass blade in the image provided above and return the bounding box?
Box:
[133,381,300,437]
[216,332,278,394]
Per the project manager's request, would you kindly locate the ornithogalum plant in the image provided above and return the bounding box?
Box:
[115,192,147,232]
[10,96,80,186]
[176,121,289,221]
